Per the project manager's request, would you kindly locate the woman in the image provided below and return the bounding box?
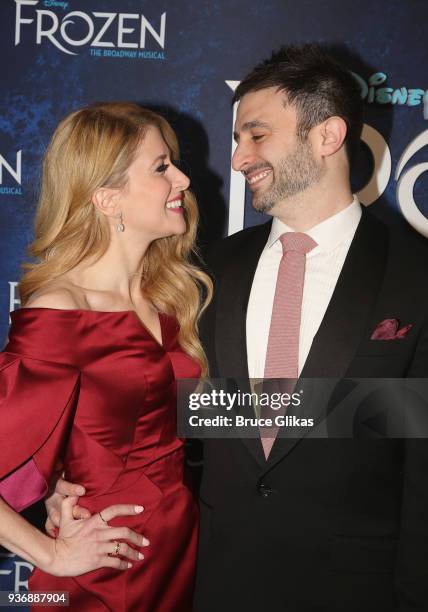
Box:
[0,102,212,611]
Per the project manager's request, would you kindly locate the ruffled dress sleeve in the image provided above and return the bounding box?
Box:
[0,311,80,512]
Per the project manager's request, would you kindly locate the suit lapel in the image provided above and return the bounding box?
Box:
[215,222,271,380]
[300,209,389,379]
[265,209,390,468]
[215,222,271,467]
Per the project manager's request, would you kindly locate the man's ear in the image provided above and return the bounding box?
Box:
[91,187,121,218]
[317,116,348,158]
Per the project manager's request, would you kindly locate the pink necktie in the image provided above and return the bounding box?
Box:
[261,232,317,458]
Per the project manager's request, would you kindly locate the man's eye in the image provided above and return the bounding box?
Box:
[156,163,169,173]
[252,134,265,142]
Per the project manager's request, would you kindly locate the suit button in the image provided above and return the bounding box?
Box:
[258,483,273,498]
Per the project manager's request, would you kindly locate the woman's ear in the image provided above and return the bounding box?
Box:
[91,187,121,219]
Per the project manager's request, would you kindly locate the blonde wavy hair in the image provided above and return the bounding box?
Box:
[20,102,212,374]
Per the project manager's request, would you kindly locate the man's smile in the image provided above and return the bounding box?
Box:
[244,168,273,188]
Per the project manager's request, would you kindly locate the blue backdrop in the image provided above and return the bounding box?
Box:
[1,0,427,601]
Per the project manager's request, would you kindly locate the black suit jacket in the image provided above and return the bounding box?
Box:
[194,209,428,612]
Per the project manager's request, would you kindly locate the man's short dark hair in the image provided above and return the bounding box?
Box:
[233,44,364,164]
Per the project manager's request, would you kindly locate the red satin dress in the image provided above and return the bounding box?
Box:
[0,308,200,612]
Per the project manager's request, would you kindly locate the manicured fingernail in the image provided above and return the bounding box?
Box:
[138,553,144,560]
[76,486,85,496]
[127,563,132,568]
[135,505,144,513]
[142,537,150,546]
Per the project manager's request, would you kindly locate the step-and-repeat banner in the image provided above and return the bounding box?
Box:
[0,0,427,603]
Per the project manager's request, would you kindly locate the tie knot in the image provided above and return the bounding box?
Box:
[279,232,317,255]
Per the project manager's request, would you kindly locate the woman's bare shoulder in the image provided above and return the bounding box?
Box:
[24,280,89,310]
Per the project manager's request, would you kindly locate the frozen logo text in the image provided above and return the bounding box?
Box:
[15,0,166,56]
[0,150,22,195]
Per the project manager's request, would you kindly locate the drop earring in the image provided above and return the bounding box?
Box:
[116,212,125,232]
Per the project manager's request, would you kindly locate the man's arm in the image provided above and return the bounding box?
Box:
[396,317,428,609]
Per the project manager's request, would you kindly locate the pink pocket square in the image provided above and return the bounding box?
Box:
[370,318,413,340]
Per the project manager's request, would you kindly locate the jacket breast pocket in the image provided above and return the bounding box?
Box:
[349,343,413,377]
[356,337,413,357]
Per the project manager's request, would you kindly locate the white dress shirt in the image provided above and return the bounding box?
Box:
[246,197,362,378]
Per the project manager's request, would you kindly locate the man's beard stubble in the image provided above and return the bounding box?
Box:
[252,139,322,214]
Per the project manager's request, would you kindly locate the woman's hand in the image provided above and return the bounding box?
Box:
[44,496,149,576]
[45,473,91,537]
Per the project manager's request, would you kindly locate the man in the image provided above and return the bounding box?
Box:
[193,45,428,611]
[49,45,428,611]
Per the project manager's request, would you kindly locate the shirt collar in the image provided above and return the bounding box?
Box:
[267,196,362,254]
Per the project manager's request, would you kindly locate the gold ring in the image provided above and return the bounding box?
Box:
[99,511,107,524]
[108,541,121,557]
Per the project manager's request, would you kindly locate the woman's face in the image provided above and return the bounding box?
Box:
[116,126,190,241]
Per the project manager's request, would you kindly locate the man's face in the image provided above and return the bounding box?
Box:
[232,87,322,214]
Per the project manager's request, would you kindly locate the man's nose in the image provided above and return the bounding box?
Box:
[232,142,253,172]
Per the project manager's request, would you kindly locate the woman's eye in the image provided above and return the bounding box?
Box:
[156,163,169,174]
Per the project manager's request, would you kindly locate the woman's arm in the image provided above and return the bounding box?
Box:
[0,495,146,576]
[0,495,56,570]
